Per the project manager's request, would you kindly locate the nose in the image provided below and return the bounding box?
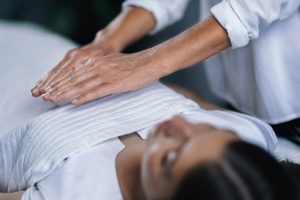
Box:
[164,116,194,139]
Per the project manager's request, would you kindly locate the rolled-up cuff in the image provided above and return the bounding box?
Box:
[122,0,169,34]
[211,1,249,49]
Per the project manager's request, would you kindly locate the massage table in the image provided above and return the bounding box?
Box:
[0,20,299,200]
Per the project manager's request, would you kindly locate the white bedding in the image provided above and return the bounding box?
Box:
[0,20,299,193]
[0,20,75,136]
[0,21,204,192]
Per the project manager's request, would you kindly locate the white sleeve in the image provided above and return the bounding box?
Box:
[21,187,44,200]
[225,111,278,152]
[211,0,300,48]
[122,0,190,34]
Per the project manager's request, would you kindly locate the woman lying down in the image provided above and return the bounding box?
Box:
[0,81,299,200]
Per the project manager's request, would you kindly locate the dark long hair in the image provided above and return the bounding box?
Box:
[171,141,300,200]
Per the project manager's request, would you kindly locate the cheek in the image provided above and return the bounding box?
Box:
[141,143,160,187]
[141,143,167,199]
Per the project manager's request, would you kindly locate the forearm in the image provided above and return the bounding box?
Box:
[142,15,230,76]
[0,192,23,200]
[94,6,156,53]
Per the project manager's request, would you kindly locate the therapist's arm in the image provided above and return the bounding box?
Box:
[40,15,230,105]
[148,15,230,75]
[94,6,156,53]
[32,6,156,96]
[0,192,23,200]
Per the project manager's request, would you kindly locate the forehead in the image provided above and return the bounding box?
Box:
[171,131,238,184]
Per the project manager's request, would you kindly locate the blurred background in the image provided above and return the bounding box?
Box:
[0,0,224,105]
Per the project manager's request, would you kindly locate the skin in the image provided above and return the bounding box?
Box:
[0,192,23,200]
[0,110,236,200]
[1,84,222,200]
[116,116,239,200]
[31,6,230,105]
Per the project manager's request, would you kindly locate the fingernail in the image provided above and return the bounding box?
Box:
[31,89,39,97]
[32,88,38,93]
[31,86,36,91]
[32,81,41,90]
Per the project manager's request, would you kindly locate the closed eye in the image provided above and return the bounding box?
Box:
[161,133,189,179]
[162,149,180,179]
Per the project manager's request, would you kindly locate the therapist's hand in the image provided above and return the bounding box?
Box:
[31,6,157,99]
[36,49,161,105]
[31,14,230,105]
[31,38,116,98]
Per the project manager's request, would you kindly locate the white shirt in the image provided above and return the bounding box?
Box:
[21,109,276,200]
[21,138,124,200]
[0,20,277,199]
[123,0,300,124]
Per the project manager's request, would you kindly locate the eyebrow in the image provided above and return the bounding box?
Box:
[164,140,187,179]
[164,130,220,179]
[164,133,211,180]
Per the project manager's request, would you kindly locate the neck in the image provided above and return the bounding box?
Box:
[116,133,147,200]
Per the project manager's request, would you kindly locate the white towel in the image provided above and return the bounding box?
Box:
[0,82,199,192]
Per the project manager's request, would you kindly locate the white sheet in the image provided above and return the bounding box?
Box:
[0,21,203,192]
[21,138,124,200]
[0,21,299,194]
[0,21,75,136]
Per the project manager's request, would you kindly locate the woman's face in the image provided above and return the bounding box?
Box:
[141,116,239,200]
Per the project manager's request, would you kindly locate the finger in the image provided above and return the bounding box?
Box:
[39,59,74,93]
[49,76,104,104]
[36,59,70,95]
[31,80,42,96]
[32,72,53,96]
[37,48,77,93]
[42,55,92,93]
[71,84,114,105]
[43,69,97,100]
[42,69,79,100]
[50,61,95,89]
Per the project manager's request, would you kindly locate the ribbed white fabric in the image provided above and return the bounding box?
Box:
[0,82,199,192]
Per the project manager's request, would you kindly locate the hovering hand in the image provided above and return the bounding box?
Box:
[32,46,160,105]
[31,41,113,97]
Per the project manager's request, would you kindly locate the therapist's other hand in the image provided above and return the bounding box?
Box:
[39,50,161,105]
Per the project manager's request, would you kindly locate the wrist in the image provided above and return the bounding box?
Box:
[134,47,174,79]
[92,30,123,53]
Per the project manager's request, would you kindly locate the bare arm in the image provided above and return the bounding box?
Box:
[145,15,230,76]
[33,10,230,105]
[32,6,156,96]
[97,6,156,53]
[0,192,23,200]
